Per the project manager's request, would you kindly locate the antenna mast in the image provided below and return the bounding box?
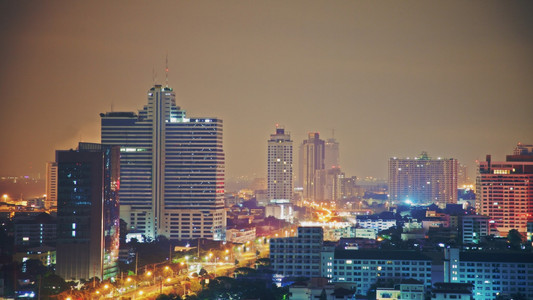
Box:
[165,52,169,87]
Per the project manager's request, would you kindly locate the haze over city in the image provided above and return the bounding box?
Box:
[1,1,532,180]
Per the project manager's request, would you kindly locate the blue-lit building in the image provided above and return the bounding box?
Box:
[322,250,432,295]
[444,248,533,299]
[100,84,225,241]
[55,143,120,281]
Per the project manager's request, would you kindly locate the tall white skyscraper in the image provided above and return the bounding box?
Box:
[101,84,225,241]
[267,127,293,203]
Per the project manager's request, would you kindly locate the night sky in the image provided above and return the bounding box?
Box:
[1,1,532,181]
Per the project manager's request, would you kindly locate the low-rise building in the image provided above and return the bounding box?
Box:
[13,246,56,266]
[13,213,57,247]
[376,279,425,300]
[460,215,490,245]
[226,227,256,244]
[432,282,473,300]
[356,216,396,232]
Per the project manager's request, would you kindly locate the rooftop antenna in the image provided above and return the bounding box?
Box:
[165,52,169,87]
[152,66,157,85]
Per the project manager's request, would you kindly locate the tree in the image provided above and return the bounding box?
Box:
[319,288,327,300]
[199,268,208,277]
[156,293,182,300]
[41,273,70,297]
[507,229,523,250]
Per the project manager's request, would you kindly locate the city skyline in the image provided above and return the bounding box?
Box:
[1,1,533,181]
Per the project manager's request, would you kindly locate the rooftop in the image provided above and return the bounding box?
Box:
[334,249,432,261]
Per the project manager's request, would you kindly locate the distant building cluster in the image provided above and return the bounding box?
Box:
[1,75,532,300]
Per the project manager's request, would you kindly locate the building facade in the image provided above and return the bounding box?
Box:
[14,213,57,247]
[298,133,325,201]
[460,215,490,245]
[322,250,432,296]
[45,162,57,209]
[55,143,120,281]
[389,152,458,207]
[267,127,293,203]
[356,216,397,233]
[13,213,57,247]
[324,137,340,170]
[270,227,323,278]
[476,144,533,235]
[101,84,225,241]
[444,248,533,300]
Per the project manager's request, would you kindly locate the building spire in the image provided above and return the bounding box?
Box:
[165,52,169,87]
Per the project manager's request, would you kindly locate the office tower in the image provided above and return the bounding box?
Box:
[457,164,468,187]
[316,168,343,202]
[476,143,533,235]
[298,133,325,201]
[267,127,293,203]
[388,152,458,207]
[324,137,340,170]
[340,175,358,199]
[45,162,57,209]
[444,248,533,300]
[55,143,120,281]
[101,84,225,241]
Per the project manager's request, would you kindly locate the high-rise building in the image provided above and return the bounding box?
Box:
[267,127,293,203]
[316,168,343,202]
[101,84,225,241]
[298,133,325,201]
[476,143,533,235]
[457,164,468,187]
[324,137,340,170]
[45,162,57,209]
[389,152,458,207]
[55,143,120,281]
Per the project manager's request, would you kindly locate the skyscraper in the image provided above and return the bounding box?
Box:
[267,127,293,203]
[298,133,325,201]
[388,152,458,207]
[101,84,225,241]
[476,143,533,235]
[324,137,340,170]
[55,143,120,281]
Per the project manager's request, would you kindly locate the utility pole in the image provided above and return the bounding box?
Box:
[135,252,138,275]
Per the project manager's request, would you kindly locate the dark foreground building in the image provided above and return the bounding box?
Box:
[55,143,120,281]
